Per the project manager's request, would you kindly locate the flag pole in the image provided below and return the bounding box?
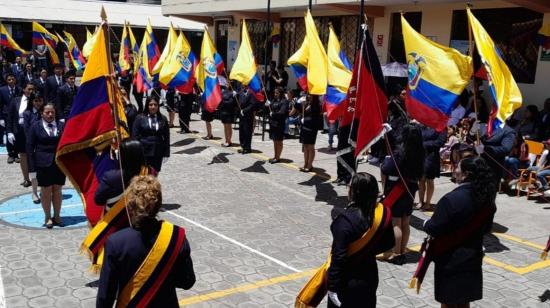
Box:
[466,4,481,145]
[101,6,133,227]
[309,0,312,11]
[261,0,271,141]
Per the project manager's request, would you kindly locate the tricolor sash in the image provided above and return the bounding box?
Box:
[81,166,149,272]
[409,203,495,293]
[295,203,392,308]
[382,180,407,208]
[116,221,186,308]
[541,236,550,260]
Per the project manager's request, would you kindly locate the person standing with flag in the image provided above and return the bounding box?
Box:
[268,87,288,163]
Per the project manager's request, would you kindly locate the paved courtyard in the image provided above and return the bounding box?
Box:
[0,113,549,307]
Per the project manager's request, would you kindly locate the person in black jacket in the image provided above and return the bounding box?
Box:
[418,124,447,211]
[178,91,194,134]
[44,64,64,104]
[18,63,34,88]
[97,175,195,307]
[238,86,257,154]
[132,96,170,172]
[267,87,288,163]
[23,93,44,204]
[381,124,425,265]
[95,140,151,209]
[299,95,321,172]
[7,81,35,188]
[33,69,48,99]
[0,73,22,162]
[219,85,237,147]
[27,103,66,228]
[120,88,137,136]
[475,118,516,184]
[55,70,78,121]
[327,172,395,308]
[424,156,496,307]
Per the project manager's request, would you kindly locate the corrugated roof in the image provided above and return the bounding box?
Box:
[0,0,205,30]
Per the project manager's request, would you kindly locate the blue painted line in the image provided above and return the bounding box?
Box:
[0,188,87,229]
[0,144,7,155]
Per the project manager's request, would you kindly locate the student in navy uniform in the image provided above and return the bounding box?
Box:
[165,88,176,128]
[55,70,78,121]
[418,124,447,211]
[327,173,395,308]
[23,93,44,204]
[178,91,194,134]
[299,95,321,172]
[219,83,237,147]
[267,87,288,163]
[424,156,496,308]
[476,118,516,184]
[27,103,66,229]
[381,124,425,265]
[238,85,258,154]
[200,97,216,140]
[7,81,35,188]
[18,63,34,88]
[44,64,64,103]
[95,140,152,209]
[33,69,48,98]
[0,73,22,162]
[11,56,23,80]
[132,96,170,172]
[97,175,195,308]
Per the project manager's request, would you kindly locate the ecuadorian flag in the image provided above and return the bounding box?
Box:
[467,8,522,135]
[0,23,27,55]
[196,29,223,112]
[32,21,58,48]
[134,21,160,92]
[287,10,327,95]
[56,24,128,226]
[152,23,177,77]
[60,31,86,71]
[159,30,197,94]
[402,15,472,132]
[229,20,265,102]
[325,25,352,121]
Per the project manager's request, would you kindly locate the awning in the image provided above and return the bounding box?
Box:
[0,0,204,30]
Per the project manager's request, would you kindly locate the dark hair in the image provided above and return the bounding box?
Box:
[23,80,35,90]
[398,124,425,180]
[459,156,496,207]
[5,72,16,80]
[26,92,43,112]
[525,105,539,120]
[348,172,379,226]
[40,102,56,114]
[119,139,147,185]
[143,96,160,115]
[53,63,64,70]
[65,70,76,78]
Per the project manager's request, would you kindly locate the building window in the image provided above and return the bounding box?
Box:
[389,12,422,64]
[279,15,359,67]
[245,20,272,68]
[450,8,543,84]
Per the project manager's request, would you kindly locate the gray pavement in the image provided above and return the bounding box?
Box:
[0,112,549,307]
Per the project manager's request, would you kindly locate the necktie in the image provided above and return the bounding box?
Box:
[151,116,158,131]
[9,88,13,97]
[47,123,54,137]
[57,76,61,86]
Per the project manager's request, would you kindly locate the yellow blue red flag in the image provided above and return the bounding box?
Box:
[229,20,265,101]
[467,8,522,135]
[42,34,59,65]
[32,21,58,48]
[159,30,197,94]
[59,31,86,71]
[287,10,328,95]
[118,22,139,72]
[0,23,27,55]
[83,27,98,59]
[325,25,352,121]
[402,15,472,132]
[134,20,160,92]
[56,23,128,226]
[196,29,223,112]
[152,23,177,77]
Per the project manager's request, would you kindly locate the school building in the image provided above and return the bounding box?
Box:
[161,0,550,107]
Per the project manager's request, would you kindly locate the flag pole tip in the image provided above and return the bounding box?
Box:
[466,3,473,8]
[100,6,107,21]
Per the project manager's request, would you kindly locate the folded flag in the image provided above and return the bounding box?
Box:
[32,21,58,48]
[159,30,197,94]
[0,23,27,55]
[352,25,389,157]
[145,20,161,85]
[467,8,522,136]
[287,10,328,95]
[56,24,128,226]
[196,29,223,112]
[152,23,178,77]
[229,20,265,102]
[59,31,86,71]
[325,25,352,122]
[402,15,472,132]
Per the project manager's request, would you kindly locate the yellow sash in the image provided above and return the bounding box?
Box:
[295,203,386,308]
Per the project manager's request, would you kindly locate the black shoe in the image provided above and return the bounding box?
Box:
[388,254,406,265]
[539,289,550,302]
[45,219,53,229]
[14,157,20,163]
[53,219,65,227]
[7,157,14,164]
[32,194,40,204]
[269,158,280,164]
[22,180,32,188]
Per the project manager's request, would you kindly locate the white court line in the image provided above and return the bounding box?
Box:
[0,204,81,216]
[0,262,4,308]
[164,210,302,273]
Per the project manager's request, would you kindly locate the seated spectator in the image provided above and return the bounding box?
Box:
[504,133,530,183]
[284,89,302,136]
[440,126,459,161]
[537,98,550,141]
[518,105,539,140]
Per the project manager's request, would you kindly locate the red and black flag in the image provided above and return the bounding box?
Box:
[351,25,390,157]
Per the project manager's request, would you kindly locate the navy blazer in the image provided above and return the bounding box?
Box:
[238,90,258,118]
[0,85,22,120]
[27,120,64,169]
[97,221,195,308]
[55,83,78,119]
[6,96,29,135]
[18,71,34,88]
[269,98,289,128]
[422,126,447,171]
[44,75,64,103]
[132,113,170,158]
[33,78,47,98]
[94,169,124,207]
